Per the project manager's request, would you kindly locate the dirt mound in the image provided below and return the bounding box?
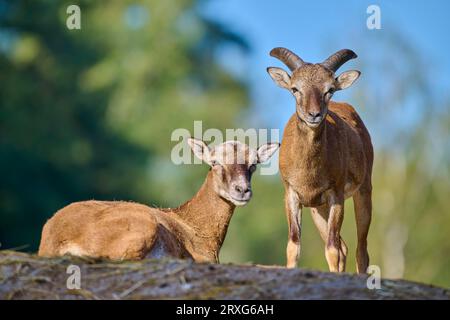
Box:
[0,250,448,299]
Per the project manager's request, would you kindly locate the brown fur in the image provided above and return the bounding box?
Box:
[38,172,236,263]
[280,102,373,273]
[268,48,373,273]
[38,140,279,263]
[280,102,372,208]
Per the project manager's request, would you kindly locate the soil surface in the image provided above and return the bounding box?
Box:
[0,251,448,299]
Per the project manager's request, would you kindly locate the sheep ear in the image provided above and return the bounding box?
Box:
[335,70,361,90]
[267,67,291,89]
[257,142,280,163]
[187,138,212,166]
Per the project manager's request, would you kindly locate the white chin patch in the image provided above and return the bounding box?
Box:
[220,190,249,206]
[307,122,320,128]
[230,198,249,207]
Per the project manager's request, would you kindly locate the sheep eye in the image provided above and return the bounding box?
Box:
[291,87,299,93]
[249,164,257,172]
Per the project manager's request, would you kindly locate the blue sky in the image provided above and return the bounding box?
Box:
[2,0,448,144]
[201,0,450,135]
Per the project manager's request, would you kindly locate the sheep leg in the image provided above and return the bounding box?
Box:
[325,193,345,272]
[284,185,302,268]
[353,187,372,274]
[311,205,348,272]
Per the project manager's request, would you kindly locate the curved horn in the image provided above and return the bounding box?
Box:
[270,47,304,71]
[321,49,357,72]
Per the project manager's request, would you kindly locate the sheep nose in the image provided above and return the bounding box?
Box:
[234,185,251,195]
[308,111,321,119]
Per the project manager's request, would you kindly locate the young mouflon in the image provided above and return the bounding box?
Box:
[38,138,279,263]
[267,47,373,273]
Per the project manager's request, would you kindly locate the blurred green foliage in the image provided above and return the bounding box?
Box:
[0,0,449,288]
[0,0,248,251]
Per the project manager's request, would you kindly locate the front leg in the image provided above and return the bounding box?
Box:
[325,191,345,272]
[285,185,302,268]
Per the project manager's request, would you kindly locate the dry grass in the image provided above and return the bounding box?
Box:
[0,250,448,300]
